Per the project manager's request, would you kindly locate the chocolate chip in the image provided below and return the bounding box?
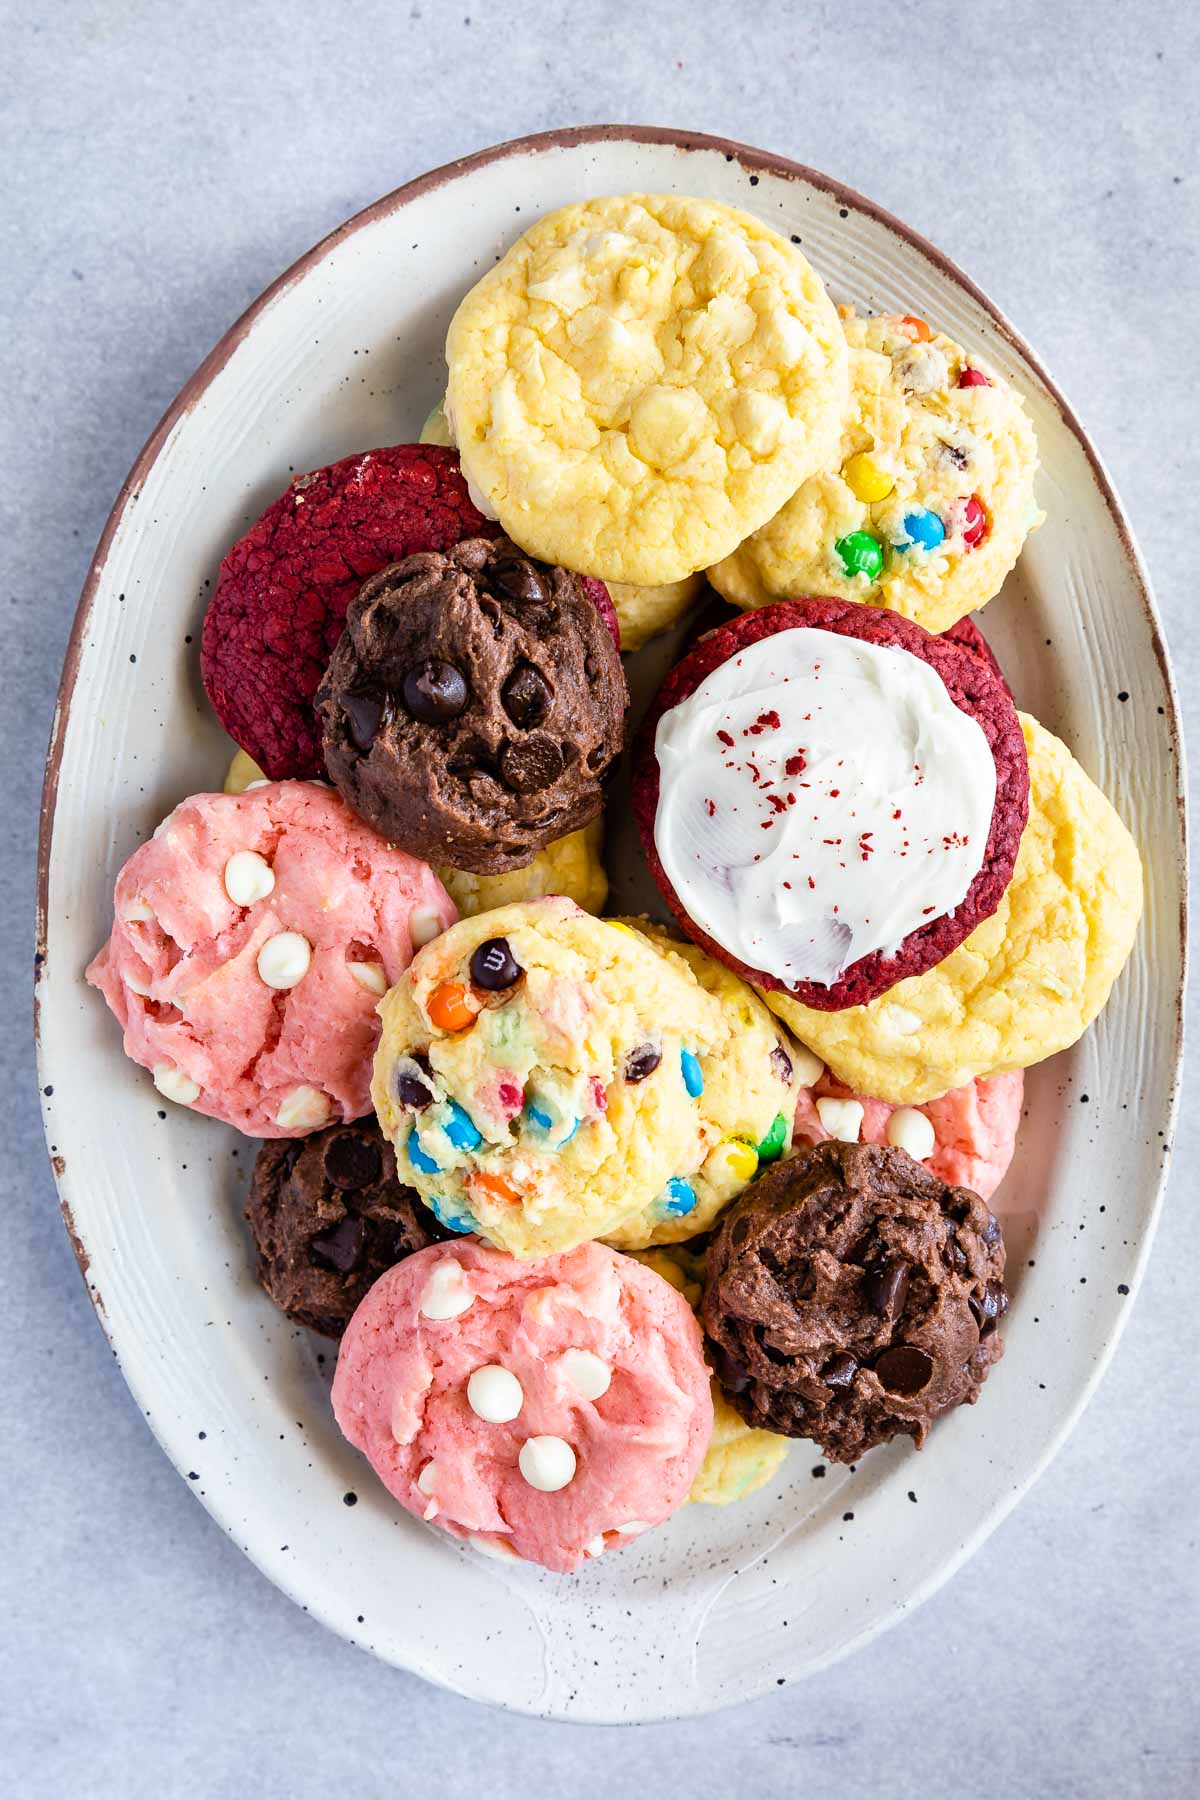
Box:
[401,660,468,723]
[624,1042,662,1083]
[499,734,564,793]
[710,1342,752,1395]
[947,1238,969,1274]
[969,1280,1009,1336]
[501,662,552,729]
[493,557,548,604]
[770,1043,794,1085]
[873,1345,934,1395]
[341,687,390,751]
[983,1212,1003,1247]
[323,1133,382,1191]
[938,440,971,471]
[309,1215,367,1275]
[395,1065,434,1109]
[822,1353,858,1389]
[865,1258,910,1319]
[470,936,522,991]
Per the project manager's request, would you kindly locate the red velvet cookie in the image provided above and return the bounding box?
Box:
[942,614,1009,694]
[201,445,502,780]
[632,597,1028,1011]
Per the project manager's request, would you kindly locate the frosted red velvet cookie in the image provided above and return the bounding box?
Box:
[331,1239,713,1573]
[632,597,1028,1011]
[86,782,456,1137]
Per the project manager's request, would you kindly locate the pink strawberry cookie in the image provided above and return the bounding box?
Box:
[332,1239,714,1573]
[793,1064,1023,1203]
[86,782,456,1137]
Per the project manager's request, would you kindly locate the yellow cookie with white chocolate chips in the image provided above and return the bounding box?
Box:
[435,818,608,919]
[372,898,787,1258]
[764,716,1143,1103]
[605,574,704,651]
[635,1244,791,1505]
[604,919,797,1249]
[445,194,849,587]
[709,310,1043,634]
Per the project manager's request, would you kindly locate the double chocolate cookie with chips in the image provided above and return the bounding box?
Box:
[317,536,627,874]
[247,1117,448,1337]
[702,1139,1008,1462]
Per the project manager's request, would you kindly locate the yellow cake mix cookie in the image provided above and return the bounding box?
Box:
[603,919,797,1249]
[444,195,849,587]
[424,399,701,648]
[223,747,267,793]
[765,716,1142,1103]
[605,574,704,651]
[709,310,1043,633]
[373,898,789,1258]
[435,819,607,918]
[636,1244,791,1505]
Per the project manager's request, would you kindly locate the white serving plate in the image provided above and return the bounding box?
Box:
[36,127,1186,1722]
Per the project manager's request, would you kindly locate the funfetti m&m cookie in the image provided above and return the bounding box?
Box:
[201,445,501,781]
[709,311,1043,634]
[86,782,457,1137]
[371,898,788,1258]
[331,1239,713,1573]
[632,598,1029,1014]
[771,716,1143,1104]
[445,195,849,587]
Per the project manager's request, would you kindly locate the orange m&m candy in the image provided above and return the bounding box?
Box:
[898,315,932,342]
[427,981,480,1032]
[470,1171,521,1206]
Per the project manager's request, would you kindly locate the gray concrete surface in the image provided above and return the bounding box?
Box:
[3,1,1196,1794]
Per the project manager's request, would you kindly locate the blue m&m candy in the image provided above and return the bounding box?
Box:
[442,1099,482,1152]
[680,1049,704,1097]
[425,1191,478,1234]
[897,507,945,552]
[525,1099,579,1148]
[660,1177,698,1216]
[407,1128,441,1175]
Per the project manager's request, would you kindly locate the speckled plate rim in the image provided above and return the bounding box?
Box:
[36,125,1187,1720]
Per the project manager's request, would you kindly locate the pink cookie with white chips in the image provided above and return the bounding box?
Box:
[332,1239,713,1573]
[793,1061,1023,1203]
[86,782,456,1137]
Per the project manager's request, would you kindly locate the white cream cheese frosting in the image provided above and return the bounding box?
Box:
[653,628,995,988]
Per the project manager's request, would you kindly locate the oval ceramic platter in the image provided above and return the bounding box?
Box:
[37,128,1185,1722]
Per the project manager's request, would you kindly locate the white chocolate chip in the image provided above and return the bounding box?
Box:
[123,895,155,923]
[470,1534,519,1561]
[223,849,275,907]
[256,930,312,989]
[614,1520,650,1536]
[419,1259,475,1321]
[518,1435,577,1492]
[348,960,388,997]
[585,1535,606,1558]
[417,1461,439,1495]
[884,1004,923,1035]
[467,1365,524,1423]
[816,1097,865,1142]
[125,973,151,998]
[410,906,444,949]
[791,1043,825,1088]
[558,1348,612,1401]
[275,1086,332,1131]
[152,1063,200,1106]
[886,1107,936,1161]
[246,779,270,790]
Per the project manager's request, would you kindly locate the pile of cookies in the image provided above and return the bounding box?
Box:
[87,195,1143,1574]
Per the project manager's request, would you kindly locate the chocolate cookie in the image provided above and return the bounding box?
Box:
[246,1117,447,1337]
[317,537,628,874]
[702,1140,1007,1461]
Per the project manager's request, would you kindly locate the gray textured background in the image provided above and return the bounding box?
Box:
[4,1,1196,1794]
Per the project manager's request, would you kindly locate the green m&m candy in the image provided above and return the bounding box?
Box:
[757,1111,789,1164]
[834,529,884,582]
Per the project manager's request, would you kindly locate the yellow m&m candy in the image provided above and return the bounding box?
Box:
[842,451,895,503]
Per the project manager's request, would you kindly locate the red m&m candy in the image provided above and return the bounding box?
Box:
[960,495,990,550]
[958,366,992,388]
